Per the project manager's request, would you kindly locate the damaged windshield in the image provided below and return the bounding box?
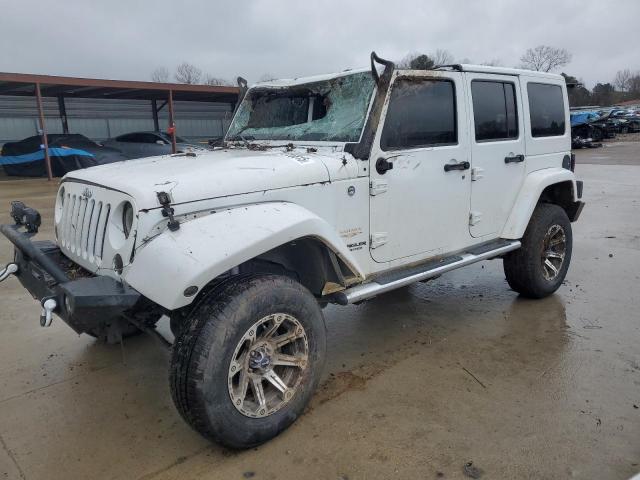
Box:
[226,71,375,143]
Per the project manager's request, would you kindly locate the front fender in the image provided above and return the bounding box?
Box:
[502,168,578,239]
[124,202,364,310]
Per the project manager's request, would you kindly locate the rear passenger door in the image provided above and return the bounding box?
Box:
[466,74,525,238]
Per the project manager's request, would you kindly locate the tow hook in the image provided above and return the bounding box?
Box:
[0,263,18,282]
[40,297,57,327]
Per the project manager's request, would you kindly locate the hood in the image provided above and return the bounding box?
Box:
[64,146,356,210]
[176,142,210,151]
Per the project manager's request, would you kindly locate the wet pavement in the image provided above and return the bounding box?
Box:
[0,148,639,479]
[575,141,640,166]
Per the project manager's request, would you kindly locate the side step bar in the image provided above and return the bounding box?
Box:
[332,240,521,305]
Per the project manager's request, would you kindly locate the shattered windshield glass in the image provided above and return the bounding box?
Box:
[226,71,375,143]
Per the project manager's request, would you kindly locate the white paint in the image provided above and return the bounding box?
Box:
[465,72,526,238]
[368,70,472,263]
[53,67,580,310]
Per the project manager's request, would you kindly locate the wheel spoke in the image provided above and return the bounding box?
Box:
[544,258,559,277]
[252,378,266,407]
[261,315,283,339]
[544,251,564,260]
[264,369,288,393]
[272,352,307,368]
[548,236,565,247]
[272,329,304,348]
[237,369,250,403]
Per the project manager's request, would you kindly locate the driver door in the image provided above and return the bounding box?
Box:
[369,71,472,263]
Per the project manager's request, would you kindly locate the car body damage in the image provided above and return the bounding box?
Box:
[126,201,365,310]
[227,70,375,143]
[1,53,584,449]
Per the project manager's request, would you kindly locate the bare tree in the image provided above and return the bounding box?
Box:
[431,49,454,66]
[520,45,572,72]
[151,67,169,83]
[614,69,632,92]
[629,74,640,96]
[175,62,202,84]
[204,74,231,86]
[397,52,417,69]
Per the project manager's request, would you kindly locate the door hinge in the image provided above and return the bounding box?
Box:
[469,212,483,226]
[471,167,484,181]
[370,232,388,249]
[369,179,388,196]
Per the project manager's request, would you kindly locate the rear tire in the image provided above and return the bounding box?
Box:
[503,203,572,298]
[169,274,326,449]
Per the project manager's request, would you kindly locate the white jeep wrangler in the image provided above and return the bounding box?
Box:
[1,53,584,448]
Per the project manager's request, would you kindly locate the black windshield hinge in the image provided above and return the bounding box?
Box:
[156,191,180,231]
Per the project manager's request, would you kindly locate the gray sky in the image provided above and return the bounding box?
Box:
[1,0,638,89]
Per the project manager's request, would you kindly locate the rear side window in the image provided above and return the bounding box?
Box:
[116,133,144,142]
[139,133,163,143]
[527,83,566,137]
[471,81,519,141]
[380,78,457,150]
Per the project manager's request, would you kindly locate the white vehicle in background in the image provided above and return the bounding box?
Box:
[103,131,210,159]
[1,52,584,449]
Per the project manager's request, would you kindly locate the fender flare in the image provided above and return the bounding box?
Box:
[124,202,364,310]
[502,168,579,239]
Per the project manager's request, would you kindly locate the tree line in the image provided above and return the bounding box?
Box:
[152,47,639,108]
[151,63,232,86]
[563,70,640,107]
[397,46,638,108]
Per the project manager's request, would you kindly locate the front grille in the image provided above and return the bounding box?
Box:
[58,192,111,263]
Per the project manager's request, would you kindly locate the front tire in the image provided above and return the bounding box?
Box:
[503,203,572,298]
[169,274,326,448]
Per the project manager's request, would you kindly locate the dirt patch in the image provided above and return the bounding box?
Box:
[315,371,369,404]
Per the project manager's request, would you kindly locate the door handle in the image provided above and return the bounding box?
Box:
[376,157,394,175]
[443,160,470,172]
[504,154,525,164]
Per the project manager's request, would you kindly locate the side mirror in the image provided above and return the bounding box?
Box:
[156,140,165,145]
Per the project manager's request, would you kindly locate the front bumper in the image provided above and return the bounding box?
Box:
[1,223,141,334]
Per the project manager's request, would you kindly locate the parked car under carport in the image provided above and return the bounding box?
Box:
[103,131,211,159]
[0,134,128,177]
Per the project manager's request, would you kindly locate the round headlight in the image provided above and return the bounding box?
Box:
[122,202,134,238]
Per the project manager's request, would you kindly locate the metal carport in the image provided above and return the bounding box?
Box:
[0,72,239,180]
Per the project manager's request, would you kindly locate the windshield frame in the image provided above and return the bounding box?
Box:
[224,69,377,147]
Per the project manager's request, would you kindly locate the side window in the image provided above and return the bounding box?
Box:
[527,83,566,137]
[380,78,457,150]
[471,81,518,141]
[116,133,136,142]
[140,133,163,143]
[117,133,145,143]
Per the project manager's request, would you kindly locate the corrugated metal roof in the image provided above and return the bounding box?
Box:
[0,72,239,102]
